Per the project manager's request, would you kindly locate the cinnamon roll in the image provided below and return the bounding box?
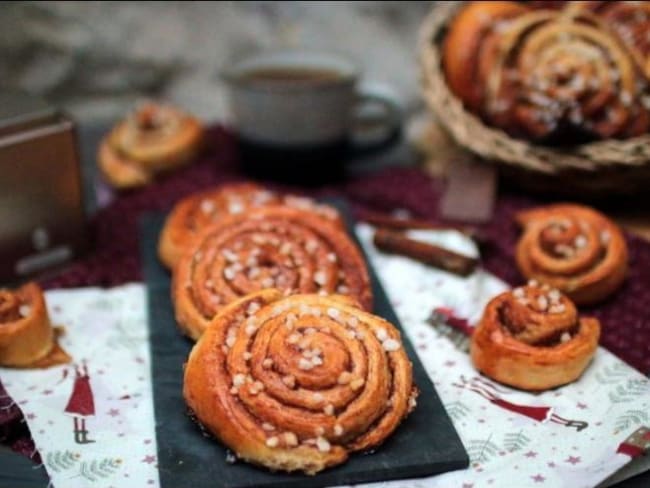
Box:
[442,1,650,142]
[570,1,650,79]
[183,290,417,474]
[98,102,204,189]
[471,282,600,390]
[173,206,372,340]
[443,1,530,113]
[158,183,342,269]
[515,203,628,305]
[0,283,70,368]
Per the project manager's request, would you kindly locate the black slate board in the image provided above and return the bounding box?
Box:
[139,201,468,488]
[0,447,49,488]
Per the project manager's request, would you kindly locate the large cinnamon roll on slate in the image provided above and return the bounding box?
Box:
[173,206,371,340]
[158,183,342,269]
[183,290,417,474]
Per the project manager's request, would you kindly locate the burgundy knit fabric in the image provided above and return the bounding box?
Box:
[3,125,649,463]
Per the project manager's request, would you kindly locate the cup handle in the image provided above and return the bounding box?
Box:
[349,83,402,158]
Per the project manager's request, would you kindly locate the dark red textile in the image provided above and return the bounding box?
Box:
[3,125,650,462]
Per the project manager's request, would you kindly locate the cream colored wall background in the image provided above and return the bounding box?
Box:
[0,1,433,122]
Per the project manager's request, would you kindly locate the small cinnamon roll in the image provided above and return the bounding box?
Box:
[515,203,628,305]
[471,282,600,390]
[98,102,204,189]
[0,283,70,368]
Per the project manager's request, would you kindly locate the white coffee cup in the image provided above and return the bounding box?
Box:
[222,48,401,182]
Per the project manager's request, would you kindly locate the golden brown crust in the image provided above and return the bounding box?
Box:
[442,1,650,141]
[515,203,628,305]
[158,183,343,269]
[183,291,416,474]
[443,1,530,112]
[0,283,70,368]
[470,283,600,391]
[570,1,650,80]
[172,206,371,340]
[98,102,204,189]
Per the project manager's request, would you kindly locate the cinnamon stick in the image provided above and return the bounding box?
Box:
[360,211,486,244]
[373,228,478,276]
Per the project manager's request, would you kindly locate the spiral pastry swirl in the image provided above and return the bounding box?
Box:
[173,206,372,340]
[471,282,600,390]
[158,183,342,269]
[184,290,417,474]
[443,1,650,142]
[0,283,69,368]
[442,1,529,113]
[515,204,628,305]
[570,1,650,80]
[98,102,204,189]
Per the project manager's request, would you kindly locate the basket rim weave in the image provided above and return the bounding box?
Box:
[418,1,650,176]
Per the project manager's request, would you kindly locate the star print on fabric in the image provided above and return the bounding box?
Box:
[26,413,36,420]
[462,483,474,488]
[142,455,156,464]
[576,402,588,409]
[547,461,556,468]
[566,456,581,465]
[108,408,120,417]
[525,450,538,458]
[42,389,53,395]
[531,474,546,483]
[444,360,456,367]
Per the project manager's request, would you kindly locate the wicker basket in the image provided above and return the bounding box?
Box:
[418,1,650,196]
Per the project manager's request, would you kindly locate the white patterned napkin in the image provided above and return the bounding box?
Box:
[353,224,650,488]
[1,284,159,488]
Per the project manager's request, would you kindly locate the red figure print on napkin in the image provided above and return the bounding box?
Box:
[64,361,96,444]
[454,376,588,431]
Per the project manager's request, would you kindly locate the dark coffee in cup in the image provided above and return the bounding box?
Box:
[240,67,344,85]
